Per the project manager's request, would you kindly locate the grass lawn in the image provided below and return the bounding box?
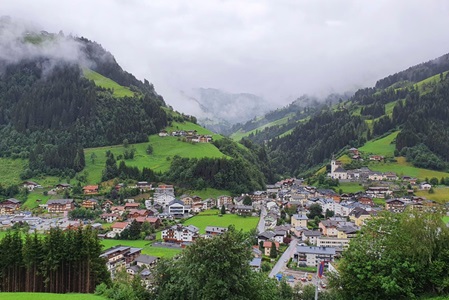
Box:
[83,68,135,98]
[83,132,227,183]
[359,131,399,156]
[415,187,449,203]
[339,182,364,193]
[0,293,105,300]
[369,157,449,181]
[100,239,181,258]
[442,216,449,225]
[0,158,27,185]
[373,198,386,206]
[22,191,53,209]
[183,210,259,234]
[338,154,352,165]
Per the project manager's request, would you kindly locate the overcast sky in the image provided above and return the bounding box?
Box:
[3,0,449,111]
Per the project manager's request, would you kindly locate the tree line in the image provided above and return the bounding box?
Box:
[0,227,110,293]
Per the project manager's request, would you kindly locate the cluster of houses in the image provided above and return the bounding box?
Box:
[159,129,213,143]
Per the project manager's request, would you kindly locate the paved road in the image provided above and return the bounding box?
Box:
[257,206,267,233]
[269,238,298,278]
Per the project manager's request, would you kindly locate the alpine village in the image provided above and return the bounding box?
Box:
[1,17,449,300]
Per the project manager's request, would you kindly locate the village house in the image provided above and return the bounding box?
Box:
[319,220,340,237]
[127,209,149,219]
[55,183,71,190]
[124,203,140,210]
[180,195,194,206]
[168,199,187,217]
[249,257,262,272]
[47,199,75,213]
[161,224,199,243]
[366,186,392,198]
[100,246,142,278]
[158,130,169,137]
[153,184,176,206]
[302,230,322,245]
[357,195,374,206]
[83,185,99,195]
[420,182,432,190]
[236,205,252,216]
[100,213,120,223]
[294,245,336,267]
[82,199,98,209]
[369,155,384,162]
[136,181,152,192]
[274,230,287,244]
[205,226,227,238]
[0,198,21,215]
[336,225,359,239]
[257,231,276,244]
[291,214,308,228]
[134,216,161,228]
[349,207,374,226]
[385,199,406,212]
[316,236,350,250]
[110,206,126,216]
[107,222,129,238]
[217,195,234,208]
[23,181,41,191]
[263,241,280,256]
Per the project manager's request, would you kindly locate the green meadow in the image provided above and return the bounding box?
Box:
[230,113,295,141]
[339,182,364,193]
[183,209,259,234]
[83,68,135,98]
[369,157,449,180]
[84,131,227,183]
[183,188,231,199]
[100,239,181,258]
[415,187,449,203]
[0,293,105,300]
[359,131,399,156]
[0,158,27,185]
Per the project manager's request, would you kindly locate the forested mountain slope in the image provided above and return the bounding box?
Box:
[267,52,449,177]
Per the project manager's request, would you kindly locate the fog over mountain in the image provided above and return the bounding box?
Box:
[3,0,449,116]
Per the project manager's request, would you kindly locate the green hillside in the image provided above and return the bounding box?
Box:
[83,68,135,98]
[359,131,399,156]
[230,113,295,141]
[84,122,227,183]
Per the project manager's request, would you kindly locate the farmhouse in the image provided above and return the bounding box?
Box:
[107,222,129,238]
[100,213,120,223]
[385,199,406,212]
[82,199,98,209]
[0,198,21,215]
[83,185,99,195]
[23,181,41,191]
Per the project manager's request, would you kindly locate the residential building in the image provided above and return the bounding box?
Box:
[236,205,252,216]
[82,199,98,209]
[100,246,142,278]
[205,226,227,237]
[316,237,350,250]
[302,230,322,245]
[385,199,406,212]
[217,195,233,208]
[263,241,280,256]
[291,214,308,228]
[107,222,129,238]
[47,199,75,213]
[161,225,199,243]
[349,207,374,226]
[83,185,99,195]
[250,257,262,272]
[168,199,186,216]
[294,246,336,267]
[0,198,21,215]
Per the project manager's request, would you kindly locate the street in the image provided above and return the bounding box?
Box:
[257,206,267,234]
[269,237,297,278]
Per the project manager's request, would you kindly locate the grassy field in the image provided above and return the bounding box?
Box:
[0,158,27,185]
[339,182,364,193]
[100,239,181,258]
[84,131,227,183]
[230,113,295,141]
[183,209,259,234]
[83,68,134,98]
[415,187,449,203]
[22,191,53,209]
[443,216,449,224]
[359,131,399,156]
[369,157,449,180]
[0,293,105,300]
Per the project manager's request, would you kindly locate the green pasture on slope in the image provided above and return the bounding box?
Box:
[100,239,181,258]
[83,68,134,98]
[359,131,399,156]
[183,209,259,234]
[339,182,364,194]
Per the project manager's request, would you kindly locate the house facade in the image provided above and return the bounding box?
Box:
[47,199,75,213]
[161,225,199,243]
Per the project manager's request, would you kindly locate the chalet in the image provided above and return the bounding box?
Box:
[161,224,199,243]
[154,184,175,206]
[402,176,417,185]
[110,206,126,216]
[385,199,406,212]
[135,254,158,268]
[55,183,71,190]
[100,213,119,223]
[180,195,194,206]
[369,155,384,162]
[0,198,21,210]
[366,186,392,198]
[348,147,359,155]
[420,183,432,190]
[205,226,227,237]
[124,203,140,210]
[47,199,75,213]
[257,231,276,244]
[202,198,215,210]
[83,185,99,195]
[158,130,169,137]
[236,205,252,216]
[249,257,262,272]
[135,216,161,228]
[23,181,41,191]
[107,222,129,238]
[82,199,98,209]
[263,241,280,256]
[102,200,114,210]
[357,196,374,207]
[136,181,152,192]
[385,172,398,181]
[368,172,386,181]
[128,209,149,219]
[100,246,142,278]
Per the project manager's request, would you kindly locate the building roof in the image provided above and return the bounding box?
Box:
[303,230,322,237]
[263,241,280,248]
[249,257,262,267]
[4,198,21,204]
[135,254,158,265]
[112,222,129,229]
[168,199,185,206]
[47,199,74,205]
[333,166,346,173]
[205,226,228,234]
[296,245,336,255]
[83,185,99,190]
[292,214,308,221]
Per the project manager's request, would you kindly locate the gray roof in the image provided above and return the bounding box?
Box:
[135,254,158,265]
[168,199,185,206]
[292,214,308,221]
[296,246,336,255]
[303,230,322,237]
[47,199,74,205]
[5,198,21,204]
[258,231,276,239]
[249,257,262,267]
[205,226,228,234]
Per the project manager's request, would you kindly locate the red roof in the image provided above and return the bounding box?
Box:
[112,222,129,229]
[263,241,280,249]
[124,203,139,208]
[83,185,98,190]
